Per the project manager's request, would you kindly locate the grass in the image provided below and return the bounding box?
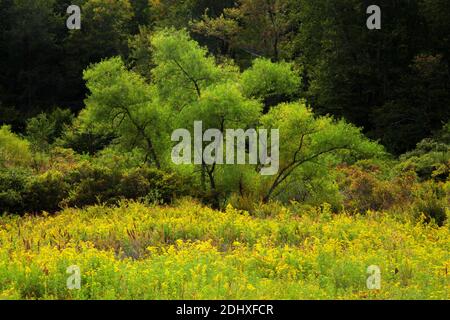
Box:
[0,200,448,299]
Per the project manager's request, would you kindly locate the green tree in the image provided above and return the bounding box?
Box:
[178,82,262,206]
[66,0,134,61]
[373,54,450,154]
[81,57,167,168]
[149,0,234,29]
[151,29,248,205]
[26,108,73,152]
[241,58,301,111]
[290,0,449,154]
[150,28,238,108]
[76,29,386,209]
[128,26,154,80]
[258,102,384,203]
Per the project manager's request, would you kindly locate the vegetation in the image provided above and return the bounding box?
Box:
[0,0,449,300]
[0,201,448,300]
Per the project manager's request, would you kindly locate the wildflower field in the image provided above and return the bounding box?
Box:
[0,201,448,300]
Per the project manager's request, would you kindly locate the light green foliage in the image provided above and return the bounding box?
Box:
[241,58,300,107]
[151,28,236,108]
[0,126,32,169]
[181,82,261,129]
[258,102,385,202]
[137,29,254,202]
[77,30,385,207]
[179,82,262,205]
[82,57,167,168]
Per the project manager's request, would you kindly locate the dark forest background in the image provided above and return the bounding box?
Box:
[1,0,449,155]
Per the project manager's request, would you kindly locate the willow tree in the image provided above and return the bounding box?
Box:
[258,102,385,203]
[81,57,168,168]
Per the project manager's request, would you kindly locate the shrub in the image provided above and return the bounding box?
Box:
[62,162,122,208]
[0,168,30,214]
[121,166,190,204]
[227,194,257,213]
[58,120,115,155]
[23,170,70,214]
[26,108,74,152]
[62,162,187,208]
[0,125,32,169]
[337,162,416,213]
[1,153,191,214]
[252,201,287,218]
[411,181,448,226]
[399,138,450,181]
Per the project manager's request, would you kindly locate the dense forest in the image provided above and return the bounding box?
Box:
[1,0,449,153]
[0,0,449,300]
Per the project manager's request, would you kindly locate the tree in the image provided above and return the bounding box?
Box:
[258,102,384,203]
[290,0,449,154]
[0,0,65,117]
[151,29,246,205]
[65,0,134,62]
[373,54,450,154]
[191,0,291,62]
[150,28,236,109]
[26,108,73,152]
[76,29,386,208]
[61,0,135,114]
[149,0,234,29]
[81,57,167,168]
[241,58,301,111]
[178,82,262,206]
[128,26,154,81]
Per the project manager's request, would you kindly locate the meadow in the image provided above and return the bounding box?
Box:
[1,1,449,302]
[0,200,448,300]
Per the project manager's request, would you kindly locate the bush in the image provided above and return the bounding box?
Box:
[0,125,32,169]
[62,162,123,208]
[26,108,74,152]
[227,194,257,213]
[58,120,115,155]
[337,162,416,213]
[0,150,191,214]
[23,170,70,214]
[0,168,30,214]
[411,181,448,226]
[120,167,184,204]
[399,138,450,181]
[62,162,187,208]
